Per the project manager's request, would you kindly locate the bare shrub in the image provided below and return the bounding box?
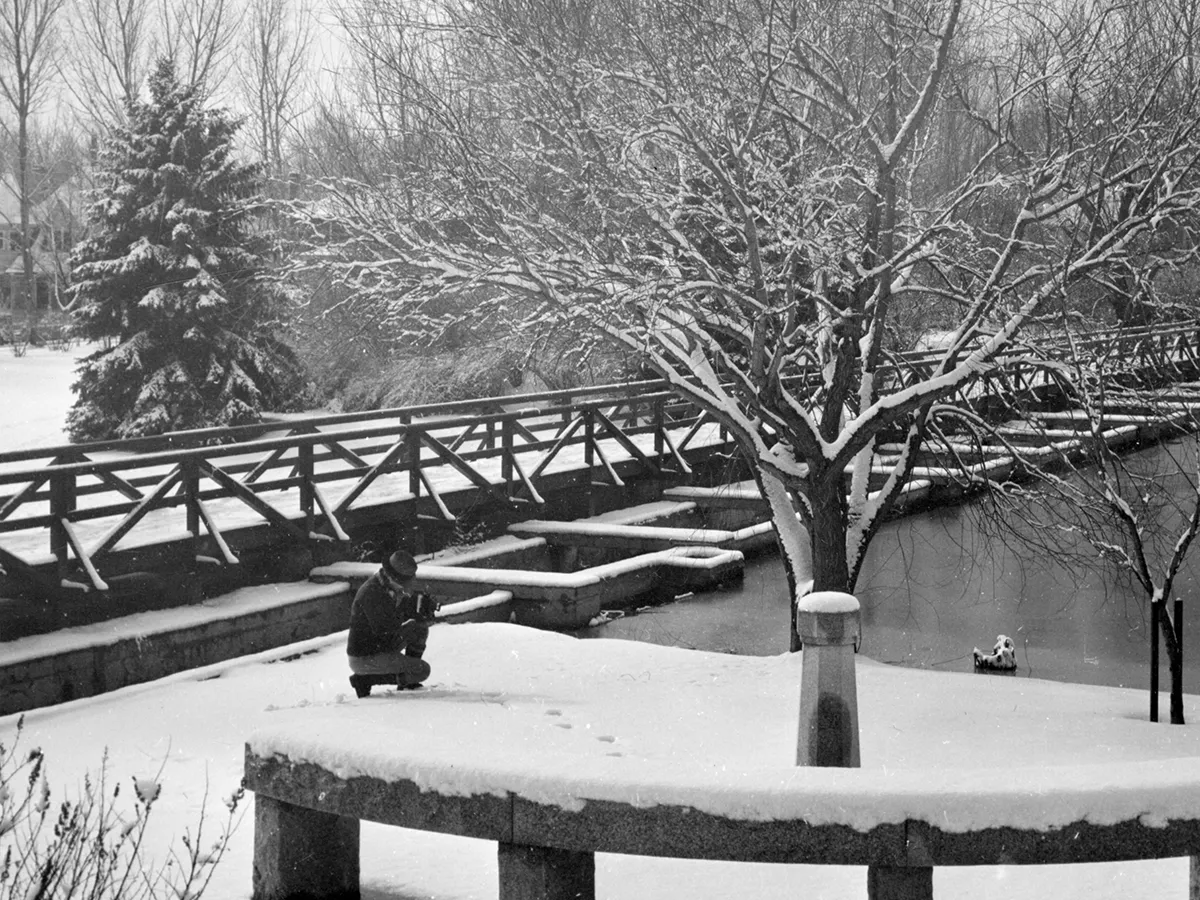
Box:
[0,716,244,900]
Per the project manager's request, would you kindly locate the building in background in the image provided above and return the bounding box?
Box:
[0,173,83,339]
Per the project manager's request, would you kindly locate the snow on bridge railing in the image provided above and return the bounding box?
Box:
[0,383,723,597]
[3,321,1198,599]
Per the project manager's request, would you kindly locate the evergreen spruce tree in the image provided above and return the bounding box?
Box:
[67,57,306,441]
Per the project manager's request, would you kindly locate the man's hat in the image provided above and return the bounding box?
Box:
[382,550,418,582]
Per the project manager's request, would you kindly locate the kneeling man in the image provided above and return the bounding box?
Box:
[347,550,437,696]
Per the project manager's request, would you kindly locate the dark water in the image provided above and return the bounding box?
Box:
[576,443,1200,693]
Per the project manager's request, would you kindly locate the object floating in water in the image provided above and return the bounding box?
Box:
[973,634,1017,671]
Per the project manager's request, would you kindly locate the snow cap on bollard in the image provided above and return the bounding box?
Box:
[795,591,861,647]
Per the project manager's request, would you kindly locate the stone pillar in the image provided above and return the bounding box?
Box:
[868,865,934,900]
[795,591,861,768]
[252,794,360,900]
[498,842,595,900]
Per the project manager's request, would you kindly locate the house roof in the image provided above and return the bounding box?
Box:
[0,171,84,229]
[3,246,68,276]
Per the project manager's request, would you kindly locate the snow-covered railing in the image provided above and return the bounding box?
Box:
[0,381,722,596]
[884,321,1200,414]
[2,321,1199,600]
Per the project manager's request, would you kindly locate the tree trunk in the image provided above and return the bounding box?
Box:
[1156,598,1186,725]
[758,470,814,653]
[807,467,852,594]
[1164,607,1185,726]
[1108,267,1152,328]
[18,113,35,336]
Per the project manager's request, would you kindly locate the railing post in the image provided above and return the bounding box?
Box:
[401,414,420,499]
[401,414,424,552]
[182,459,200,539]
[583,408,597,515]
[502,417,515,498]
[653,398,665,460]
[298,442,315,536]
[49,468,75,583]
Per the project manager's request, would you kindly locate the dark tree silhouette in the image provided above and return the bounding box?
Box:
[68,57,304,440]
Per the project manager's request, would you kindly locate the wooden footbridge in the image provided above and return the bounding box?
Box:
[3,322,1200,632]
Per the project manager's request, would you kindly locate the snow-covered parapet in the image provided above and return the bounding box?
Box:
[245,623,1200,838]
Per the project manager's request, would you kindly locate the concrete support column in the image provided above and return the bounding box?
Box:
[252,794,360,900]
[498,842,595,900]
[795,591,862,768]
[868,865,934,900]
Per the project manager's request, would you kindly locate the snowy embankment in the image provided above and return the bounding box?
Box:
[6,621,1198,900]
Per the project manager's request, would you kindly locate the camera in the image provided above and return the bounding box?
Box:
[414,592,440,621]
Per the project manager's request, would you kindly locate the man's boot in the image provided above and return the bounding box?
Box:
[349,673,394,698]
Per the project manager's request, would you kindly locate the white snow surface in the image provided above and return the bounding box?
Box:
[796,591,861,614]
[250,624,1200,834]
[7,608,1200,900]
[0,343,96,451]
[2,343,1198,898]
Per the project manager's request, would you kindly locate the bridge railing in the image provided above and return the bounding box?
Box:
[3,321,1198,596]
[0,382,724,594]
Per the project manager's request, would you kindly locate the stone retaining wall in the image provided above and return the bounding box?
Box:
[0,583,353,715]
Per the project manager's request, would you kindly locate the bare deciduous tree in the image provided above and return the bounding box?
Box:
[158,0,241,99]
[60,0,152,131]
[989,339,1200,724]
[293,0,1200,665]
[0,0,68,335]
[237,0,313,181]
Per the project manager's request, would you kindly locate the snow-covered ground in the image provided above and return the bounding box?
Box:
[5,623,1196,900]
[1,343,1197,900]
[0,342,93,452]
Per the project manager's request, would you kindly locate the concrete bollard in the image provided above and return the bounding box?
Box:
[795,591,861,769]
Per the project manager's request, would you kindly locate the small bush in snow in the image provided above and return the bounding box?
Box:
[0,716,243,900]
